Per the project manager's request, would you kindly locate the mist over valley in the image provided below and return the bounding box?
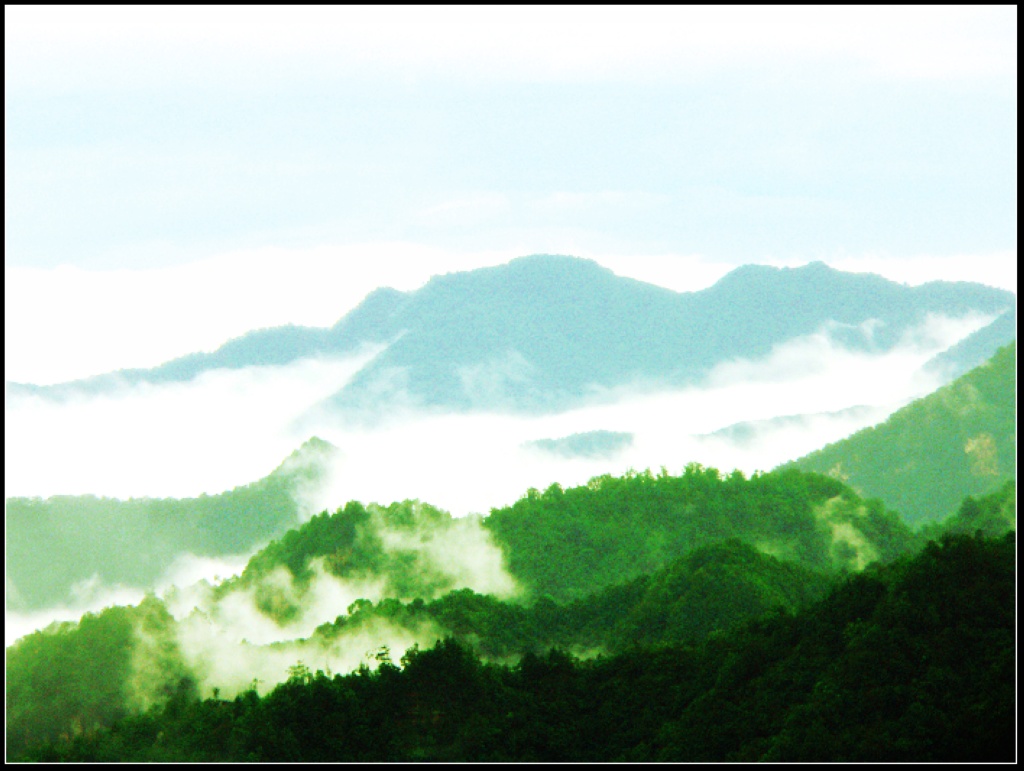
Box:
[6,256,1012,507]
[5,256,1015,656]
[5,7,1016,759]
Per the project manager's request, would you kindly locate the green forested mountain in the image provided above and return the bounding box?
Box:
[211,498,517,624]
[306,539,832,660]
[9,257,1014,419]
[5,438,337,610]
[6,457,1016,761]
[213,465,916,611]
[6,465,926,758]
[920,478,1016,541]
[10,540,826,762]
[786,341,1016,525]
[484,465,914,602]
[5,597,189,759]
[13,531,1015,762]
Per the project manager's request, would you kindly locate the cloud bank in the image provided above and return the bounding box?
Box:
[4,304,998,650]
[7,6,1015,89]
[6,311,994,511]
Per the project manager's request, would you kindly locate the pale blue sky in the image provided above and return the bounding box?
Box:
[6,7,1017,268]
[4,6,1017,382]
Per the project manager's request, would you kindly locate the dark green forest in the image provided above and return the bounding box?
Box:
[12,530,1015,762]
[6,465,1016,762]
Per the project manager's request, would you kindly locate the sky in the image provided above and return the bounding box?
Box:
[4,6,1017,385]
[3,5,1017,651]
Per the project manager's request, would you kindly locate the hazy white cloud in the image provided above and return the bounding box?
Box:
[414,194,513,228]
[162,560,401,697]
[7,6,1015,92]
[3,245,518,384]
[285,312,992,517]
[154,552,252,596]
[457,350,536,410]
[176,606,442,699]
[6,305,995,511]
[5,581,147,647]
[162,529,511,697]
[167,561,383,647]
[5,552,248,648]
[4,353,378,498]
[368,506,519,600]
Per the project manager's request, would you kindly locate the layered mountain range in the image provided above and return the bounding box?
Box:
[5,256,1017,762]
[8,256,1015,421]
[6,256,1016,615]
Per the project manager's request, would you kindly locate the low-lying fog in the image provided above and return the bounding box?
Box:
[3,311,994,651]
[5,311,988,509]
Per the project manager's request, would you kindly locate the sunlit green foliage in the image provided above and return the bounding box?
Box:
[484,465,914,601]
[789,342,1016,524]
[5,438,334,610]
[5,596,192,761]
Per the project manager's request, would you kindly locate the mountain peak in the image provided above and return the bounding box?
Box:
[423,253,611,290]
[506,253,607,272]
[714,260,836,286]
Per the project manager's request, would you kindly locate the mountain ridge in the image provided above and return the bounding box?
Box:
[8,256,1014,420]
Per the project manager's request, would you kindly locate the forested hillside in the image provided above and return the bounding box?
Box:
[305,538,833,659]
[205,464,916,611]
[13,530,1014,762]
[12,461,1015,761]
[483,465,914,601]
[787,341,1016,525]
[5,438,336,610]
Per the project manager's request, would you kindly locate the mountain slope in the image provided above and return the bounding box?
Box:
[785,341,1016,525]
[9,256,1014,419]
[217,465,915,611]
[5,438,337,611]
[482,466,915,602]
[923,305,1016,381]
[12,532,1015,762]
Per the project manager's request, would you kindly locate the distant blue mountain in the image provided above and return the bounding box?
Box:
[923,306,1016,381]
[524,430,635,460]
[8,256,1015,418]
